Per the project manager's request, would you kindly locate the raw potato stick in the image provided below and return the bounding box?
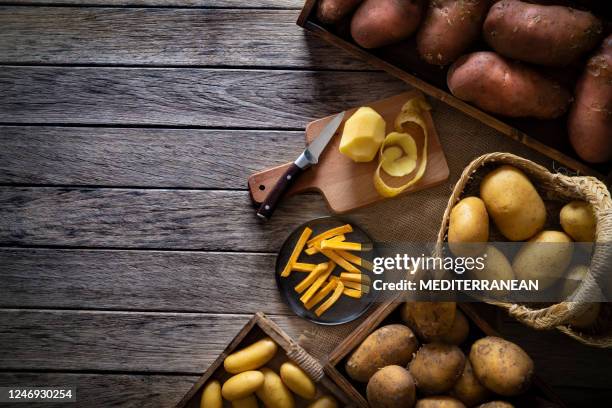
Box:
[292,262,317,272]
[336,250,374,271]
[321,249,361,274]
[305,234,346,255]
[307,224,353,247]
[295,263,328,293]
[304,280,337,310]
[281,227,313,277]
[340,272,364,283]
[315,281,345,317]
[300,262,336,304]
[320,240,371,251]
[343,288,362,299]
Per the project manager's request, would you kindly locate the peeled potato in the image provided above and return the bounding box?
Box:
[560,200,597,242]
[339,106,386,162]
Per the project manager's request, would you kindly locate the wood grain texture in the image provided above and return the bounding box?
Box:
[0,372,198,408]
[0,248,289,314]
[0,310,312,373]
[0,0,303,7]
[0,67,405,127]
[0,126,303,188]
[0,7,369,69]
[0,188,328,250]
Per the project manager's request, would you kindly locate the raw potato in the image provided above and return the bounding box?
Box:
[436,309,470,346]
[221,371,265,401]
[469,337,533,396]
[560,201,597,242]
[401,302,456,339]
[417,0,490,65]
[317,0,363,24]
[351,0,425,49]
[447,52,571,119]
[416,396,466,408]
[256,368,295,408]
[469,246,514,297]
[339,107,386,162]
[307,396,338,408]
[366,365,416,408]
[280,361,316,400]
[452,360,490,407]
[224,337,278,374]
[409,343,466,395]
[483,0,602,67]
[231,395,259,408]
[345,324,419,382]
[569,34,612,163]
[448,196,489,257]
[513,231,574,290]
[479,165,546,241]
[476,403,514,408]
[200,380,222,408]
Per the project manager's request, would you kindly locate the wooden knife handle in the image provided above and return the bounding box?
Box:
[256,163,303,219]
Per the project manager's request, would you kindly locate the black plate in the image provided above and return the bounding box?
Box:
[275,217,379,325]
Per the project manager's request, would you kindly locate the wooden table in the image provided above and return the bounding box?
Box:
[0,1,610,407]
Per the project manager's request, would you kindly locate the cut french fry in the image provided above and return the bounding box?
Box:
[294,263,328,294]
[315,281,344,317]
[320,249,361,274]
[304,280,336,310]
[330,276,369,293]
[281,227,313,277]
[307,224,353,247]
[300,262,336,304]
[340,272,365,283]
[292,262,317,272]
[305,234,346,255]
[343,288,363,299]
[335,250,374,271]
[320,240,372,252]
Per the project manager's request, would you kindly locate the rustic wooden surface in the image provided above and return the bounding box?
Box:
[0,2,610,407]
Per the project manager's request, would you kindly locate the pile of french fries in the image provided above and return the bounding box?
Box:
[281,224,372,317]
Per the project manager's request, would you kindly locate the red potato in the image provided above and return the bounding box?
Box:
[351,0,425,49]
[317,0,363,24]
[483,0,603,67]
[416,0,491,66]
[447,51,572,119]
[568,34,612,164]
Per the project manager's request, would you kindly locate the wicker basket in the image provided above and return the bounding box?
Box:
[436,152,612,347]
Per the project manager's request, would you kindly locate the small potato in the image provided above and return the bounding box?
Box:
[280,361,316,400]
[417,0,491,65]
[415,396,466,408]
[307,396,338,408]
[224,337,278,374]
[222,371,265,401]
[479,165,546,241]
[366,365,416,408]
[447,52,571,119]
[452,360,490,407]
[231,395,258,408]
[409,343,466,395]
[560,201,597,242]
[448,197,489,257]
[436,309,470,346]
[476,402,514,408]
[513,231,574,290]
[200,380,222,408]
[401,302,456,340]
[256,368,294,408]
[350,0,425,49]
[470,337,533,396]
[346,324,419,382]
[317,0,363,24]
[470,246,514,298]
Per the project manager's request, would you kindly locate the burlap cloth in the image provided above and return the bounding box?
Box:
[293,95,586,361]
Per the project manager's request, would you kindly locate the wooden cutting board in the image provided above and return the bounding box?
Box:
[248,90,449,214]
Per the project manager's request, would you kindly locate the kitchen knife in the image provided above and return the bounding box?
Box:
[257,111,345,219]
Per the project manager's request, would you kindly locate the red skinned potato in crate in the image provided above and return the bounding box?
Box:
[350,0,425,49]
[416,0,491,66]
[568,34,612,164]
[483,0,603,67]
[317,0,363,24]
[447,52,572,119]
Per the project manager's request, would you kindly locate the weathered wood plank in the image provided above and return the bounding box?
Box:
[1,0,302,7]
[0,67,405,127]
[0,7,368,69]
[0,188,328,250]
[0,248,290,314]
[0,310,312,373]
[0,127,302,188]
[0,372,198,408]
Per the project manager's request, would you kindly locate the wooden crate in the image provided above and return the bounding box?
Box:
[297,0,610,179]
[176,312,352,407]
[325,301,568,408]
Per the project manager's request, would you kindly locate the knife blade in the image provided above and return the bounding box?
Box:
[256,111,345,220]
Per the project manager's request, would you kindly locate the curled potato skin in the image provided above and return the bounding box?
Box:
[447,52,571,119]
[483,0,603,67]
[417,0,491,66]
[568,34,612,164]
